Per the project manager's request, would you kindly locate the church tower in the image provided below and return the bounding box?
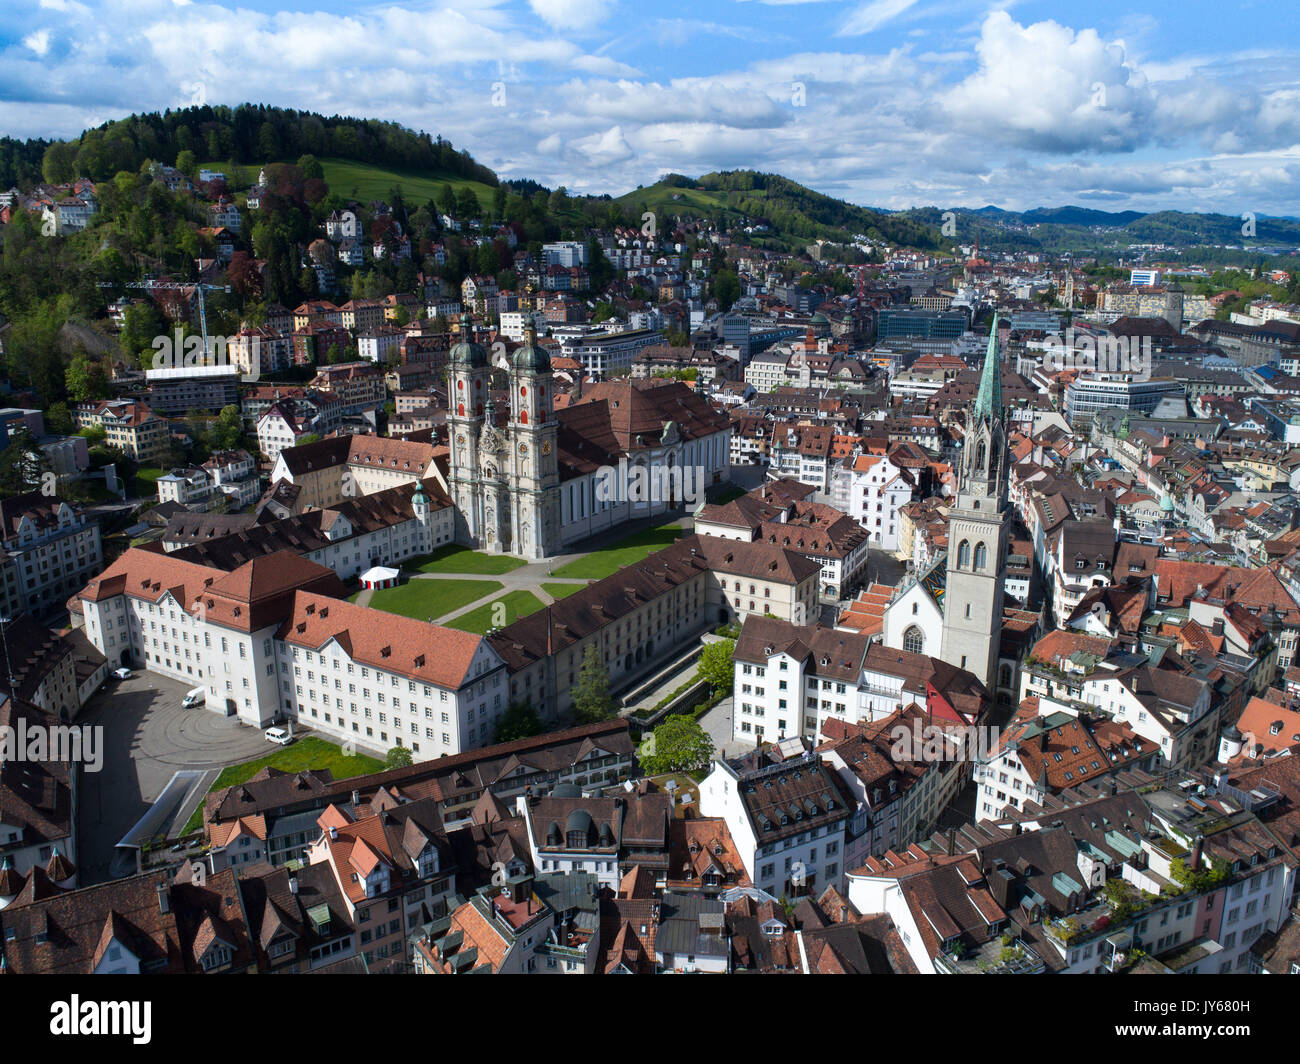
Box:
[447,312,490,545]
[940,314,1011,692]
[509,323,561,559]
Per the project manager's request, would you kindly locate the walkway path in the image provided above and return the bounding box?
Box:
[386,509,700,626]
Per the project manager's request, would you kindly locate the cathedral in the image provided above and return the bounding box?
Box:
[447,315,732,561]
[446,315,562,559]
[882,315,1011,691]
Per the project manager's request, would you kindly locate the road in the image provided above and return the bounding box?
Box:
[75,671,272,884]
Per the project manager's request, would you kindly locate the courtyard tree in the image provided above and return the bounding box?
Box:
[572,646,615,724]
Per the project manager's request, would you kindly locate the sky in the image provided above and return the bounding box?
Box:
[2,0,1299,215]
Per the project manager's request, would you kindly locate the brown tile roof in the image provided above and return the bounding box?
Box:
[0,871,183,974]
[277,591,486,690]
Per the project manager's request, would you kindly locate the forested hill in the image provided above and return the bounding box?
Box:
[4,104,497,190]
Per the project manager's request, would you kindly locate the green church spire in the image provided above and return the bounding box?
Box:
[973,312,1002,423]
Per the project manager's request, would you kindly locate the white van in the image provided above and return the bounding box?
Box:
[182,687,205,708]
[265,727,292,746]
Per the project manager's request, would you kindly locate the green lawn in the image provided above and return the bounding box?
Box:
[365,578,501,621]
[131,466,165,498]
[550,524,686,580]
[542,582,587,600]
[408,545,528,575]
[182,737,383,835]
[445,590,545,634]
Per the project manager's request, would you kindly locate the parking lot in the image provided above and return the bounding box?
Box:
[75,671,273,884]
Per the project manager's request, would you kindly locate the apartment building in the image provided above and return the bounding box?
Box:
[72,399,168,463]
[699,740,854,898]
[0,493,103,619]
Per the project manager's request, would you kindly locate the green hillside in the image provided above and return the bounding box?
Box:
[202,156,496,213]
[615,171,943,251]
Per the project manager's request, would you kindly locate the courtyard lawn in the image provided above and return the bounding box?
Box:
[181,737,383,835]
[542,582,587,600]
[408,545,528,575]
[549,523,685,580]
[445,590,545,634]
[364,577,502,621]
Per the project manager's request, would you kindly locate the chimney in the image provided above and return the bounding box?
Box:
[288,874,299,896]
[157,881,170,915]
[329,825,338,841]
[946,827,956,856]
[351,789,360,806]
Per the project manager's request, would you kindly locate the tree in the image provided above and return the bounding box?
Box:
[437,183,457,216]
[175,149,197,179]
[455,186,480,220]
[571,646,615,724]
[65,352,109,402]
[45,401,74,436]
[385,746,413,769]
[714,269,740,311]
[495,701,543,743]
[698,638,736,695]
[0,427,49,497]
[296,154,324,180]
[641,714,714,775]
[212,404,243,451]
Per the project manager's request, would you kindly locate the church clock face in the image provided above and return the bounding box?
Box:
[518,442,529,457]
[456,434,466,448]
[541,441,552,456]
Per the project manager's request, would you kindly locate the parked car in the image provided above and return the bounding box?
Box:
[182,687,205,708]
[113,667,132,680]
[264,727,292,746]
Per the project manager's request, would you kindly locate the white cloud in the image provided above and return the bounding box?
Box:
[23,30,51,56]
[839,0,919,36]
[528,0,610,31]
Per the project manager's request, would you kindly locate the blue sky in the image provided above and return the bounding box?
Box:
[2,0,1298,214]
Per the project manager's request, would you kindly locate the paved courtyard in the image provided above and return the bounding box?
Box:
[698,695,754,760]
[75,671,273,884]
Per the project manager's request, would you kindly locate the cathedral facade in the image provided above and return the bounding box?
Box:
[447,316,562,559]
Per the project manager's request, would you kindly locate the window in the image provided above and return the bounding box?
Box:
[903,625,924,655]
[957,540,970,567]
[974,542,987,570]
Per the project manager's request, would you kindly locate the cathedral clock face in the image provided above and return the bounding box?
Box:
[518,442,529,457]
[541,441,552,456]
[456,434,466,448]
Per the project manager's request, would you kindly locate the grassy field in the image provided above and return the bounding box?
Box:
[365,578,501,621]
[182,736,383,835]
[445,590,545,634]
[550,523,685,580]
[203,156,497,213]
[542,582,587,600]
[130,466,165,498]
[409,545,528,575]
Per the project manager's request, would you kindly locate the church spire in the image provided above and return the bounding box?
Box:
[973,312,1002,423]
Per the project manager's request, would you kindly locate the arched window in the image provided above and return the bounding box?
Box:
[974,542,988,570]
[520,410,528,425]
[903,625,924,655]
[957,540,971,567]
[975,440,986,473]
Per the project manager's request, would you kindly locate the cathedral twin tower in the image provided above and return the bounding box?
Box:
[447,314,562,560]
